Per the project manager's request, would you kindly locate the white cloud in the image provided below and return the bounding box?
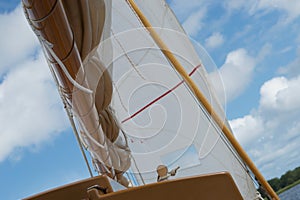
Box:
[210,48,256,103]
[230,68,300,178]
[0,6,68,162]
[182,8,206,37]
[278,46,293,54]
[260,76,300,112]
[0,5,39,75]
[170,1,300,179]
[205,32,224,49]
[209,44,272,104]
[223,0,249,11]
[0,53,68,162]
[256,0,300,20]
[257,43,272,62]
[259,77,288,111]
[224,0,300,21]
[169,0,205,20]
[277,47,300,77]
[230,115,264,146]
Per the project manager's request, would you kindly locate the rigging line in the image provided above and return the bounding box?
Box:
[43,41,93,94]
[119,129,145,185]
[41,44,94,178]
[28,12,93,96]
[131,154,146,185]
[35,28,94,177]
[66,105,94,178]
[184,68,259,188]
[196,91,251,174]
[121,64,201,123]
[24,4,92,95]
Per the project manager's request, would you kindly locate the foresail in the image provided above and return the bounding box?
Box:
[98,0,258,199]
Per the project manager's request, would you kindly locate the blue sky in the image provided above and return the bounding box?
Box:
[1,0,300,199]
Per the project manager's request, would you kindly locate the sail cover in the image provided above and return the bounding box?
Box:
[23,0,259,198]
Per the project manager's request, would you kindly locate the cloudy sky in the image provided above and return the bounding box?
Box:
[1,0,300,199]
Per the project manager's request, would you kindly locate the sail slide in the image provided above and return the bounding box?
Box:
[23,0,278,199]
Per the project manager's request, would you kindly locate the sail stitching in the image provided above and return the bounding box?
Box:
[111,2,158,78]
[111,30,146,80]
[113,82,128,112]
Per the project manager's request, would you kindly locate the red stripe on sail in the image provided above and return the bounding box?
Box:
[121,64,201,123]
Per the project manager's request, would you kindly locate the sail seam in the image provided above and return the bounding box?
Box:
[111,29,146,80]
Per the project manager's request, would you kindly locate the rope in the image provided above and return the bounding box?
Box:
[23,5,94,177]
[23,4,92,95]
[42,40,93,94]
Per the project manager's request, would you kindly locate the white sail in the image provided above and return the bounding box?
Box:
[92,0,259,199]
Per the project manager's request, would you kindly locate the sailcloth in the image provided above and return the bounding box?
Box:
[23,0,260,198]
[103,0,258,199]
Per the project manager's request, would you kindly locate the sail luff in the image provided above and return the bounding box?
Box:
[126,0,278,199]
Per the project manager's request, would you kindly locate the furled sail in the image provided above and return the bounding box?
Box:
[23,0,278,199]
[23,0,131,185]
